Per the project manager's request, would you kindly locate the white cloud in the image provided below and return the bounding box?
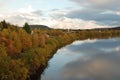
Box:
[0,12,110,29]
[0,14,3,17]
[17,5,34,14]
[101,10,120,16]
[0,0,120,29]
[0,4,111,29]
[72,39,97,47]
[0,14,4,21]
[116,11,120,16]
[103,46,120,52]
[49,17,109,29]
[51,9,71,18]
[0,5,42,26]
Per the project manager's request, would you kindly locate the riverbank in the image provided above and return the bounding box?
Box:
[0,22,120,80]
[29,36,77,80]
[27,30,120,80]
[23,33,79,80]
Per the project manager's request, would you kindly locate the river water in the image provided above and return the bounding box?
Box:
[41,38,120,80]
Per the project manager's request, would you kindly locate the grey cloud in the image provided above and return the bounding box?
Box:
[66,8,120,26]
[70,0,120,10]
[51,9,60,11]
[66,9,102,21]
[32,10,43,16]
[67,9,118,20]
[50,7,120,26]
[49,0,120,26]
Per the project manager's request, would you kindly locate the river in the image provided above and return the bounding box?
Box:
[41,38,120,80]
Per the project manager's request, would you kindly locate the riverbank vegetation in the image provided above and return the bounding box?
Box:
[0,20,120,80]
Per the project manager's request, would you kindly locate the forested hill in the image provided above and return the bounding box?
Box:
[29,25,52,30]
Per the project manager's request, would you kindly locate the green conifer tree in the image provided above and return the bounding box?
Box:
[23,22,31,34]
[1,20,8,30]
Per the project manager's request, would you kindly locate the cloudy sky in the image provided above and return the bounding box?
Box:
[0,0,120,29]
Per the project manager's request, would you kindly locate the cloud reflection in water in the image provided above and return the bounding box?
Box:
[42,38,120,80]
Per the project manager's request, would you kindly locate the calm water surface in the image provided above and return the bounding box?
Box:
[41,38,120,80]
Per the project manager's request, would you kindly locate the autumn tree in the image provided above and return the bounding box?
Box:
[19,29,32,51]
[10,31,22,54]
[0,44,7,57]
[32,32,39,48]
[38,33,46,47]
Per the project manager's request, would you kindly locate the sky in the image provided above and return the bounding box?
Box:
[0,0,120,29]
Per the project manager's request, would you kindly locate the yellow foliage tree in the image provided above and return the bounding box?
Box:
[19,29,32,52]
[32,33,39,48]
[38,33,46,47]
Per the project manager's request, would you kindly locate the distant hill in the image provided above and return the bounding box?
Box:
[92,26,120,31]
[29,25,120,30]
[29,25,52,30]
[112,26,120,30]
[69,26,120,32]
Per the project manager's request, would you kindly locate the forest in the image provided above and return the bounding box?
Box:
[0,20,120,80]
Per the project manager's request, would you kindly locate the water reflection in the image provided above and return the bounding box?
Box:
[41,38,120,80]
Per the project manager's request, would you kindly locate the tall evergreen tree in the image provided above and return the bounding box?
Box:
[23,22,31,34]
[1,20,8,30]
